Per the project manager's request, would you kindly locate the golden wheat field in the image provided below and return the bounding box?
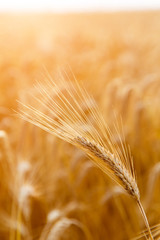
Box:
[0,11,160,240]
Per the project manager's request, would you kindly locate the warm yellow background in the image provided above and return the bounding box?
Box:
[0,12,160,240]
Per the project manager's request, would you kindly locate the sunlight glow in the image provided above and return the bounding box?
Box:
[0,0,159,12]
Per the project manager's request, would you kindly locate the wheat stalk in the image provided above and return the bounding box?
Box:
[17,71,153,239]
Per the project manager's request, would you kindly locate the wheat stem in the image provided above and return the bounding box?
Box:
[137,200,153,240]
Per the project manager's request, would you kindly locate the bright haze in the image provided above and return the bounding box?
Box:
[0,0,159,12]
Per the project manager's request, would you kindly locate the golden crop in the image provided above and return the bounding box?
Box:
[0,11,160,240]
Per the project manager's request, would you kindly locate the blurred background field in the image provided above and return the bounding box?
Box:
[0,11,160,239]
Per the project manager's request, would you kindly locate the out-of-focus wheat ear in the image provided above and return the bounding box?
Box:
[16,72,153,239]
[0,130,12,157]
[40,202,87,240]
[0,131,16,240]
[16,161,34,240]
[145,163,160,208]
[45,217,91,240]
[0,130,14,180]
[100,186,126,205]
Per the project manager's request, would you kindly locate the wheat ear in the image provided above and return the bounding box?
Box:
[17,71,153,239]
